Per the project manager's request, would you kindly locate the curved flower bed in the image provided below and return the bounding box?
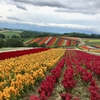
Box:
[0,48,49,60]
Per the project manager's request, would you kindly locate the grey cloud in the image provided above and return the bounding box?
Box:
[12,0,32,4]
[54,0,100,14]
[11,0,100,14]
[7,16,23,21]
[16,5,27,11]
[33,1,65,8]
[55,8,98,14]
[8,9,12,11]
[0,16,2,18]
[12,0,66,8]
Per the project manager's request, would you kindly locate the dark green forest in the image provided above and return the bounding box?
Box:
[63,32,100,38]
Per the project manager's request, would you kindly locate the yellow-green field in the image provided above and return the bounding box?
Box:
[0,30,22,37]
[82,38,100,46]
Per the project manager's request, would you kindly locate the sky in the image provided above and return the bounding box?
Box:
[0,0,100,34]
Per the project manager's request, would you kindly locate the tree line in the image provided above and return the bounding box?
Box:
[19,31,100,38]
[64,32,100,38]
[0,39,23,48]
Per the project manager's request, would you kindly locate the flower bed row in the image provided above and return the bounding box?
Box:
[0,49,65,100]
[90,49,100,53]
[79,45,93,50]
[91,45,100,49]
[0,48,49,60]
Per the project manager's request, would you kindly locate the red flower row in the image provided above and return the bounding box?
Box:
[0,48,49,60]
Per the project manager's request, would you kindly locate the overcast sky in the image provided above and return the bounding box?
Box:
[0,0,100,33]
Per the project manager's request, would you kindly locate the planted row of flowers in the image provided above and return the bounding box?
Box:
[0,48,49,60]
[30,53,65,100]
[30,50,100,100]
[90,49,100,53]
[25,36,79,47]
[0,49,65,100]
[91,45,100,49]
[79,45,93,50]
[60,50,100,100]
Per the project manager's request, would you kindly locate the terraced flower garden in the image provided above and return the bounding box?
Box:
[25,36,83,47]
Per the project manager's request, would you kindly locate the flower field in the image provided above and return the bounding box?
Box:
[0,48,100,100]
[91,45,100,49]
[79,45,100,53]
[30,50,100,100]
[25,36,84,47]
[0,48,65,100]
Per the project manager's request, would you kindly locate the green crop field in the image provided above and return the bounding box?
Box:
[87,39,100,42]
[0,30,22,38]
[3,31,22,37]
[82,38,100,46]
[83,38,100,42]
[85,42,100,46]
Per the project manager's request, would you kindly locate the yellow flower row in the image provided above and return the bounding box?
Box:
[0,48,65,100]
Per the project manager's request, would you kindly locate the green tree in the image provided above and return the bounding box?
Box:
[28,42,38,47]
[0,39,5,48]
[0,33,6,39]
[12,35,19,38]
[40,43,46,47]
[5,39,24,47]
